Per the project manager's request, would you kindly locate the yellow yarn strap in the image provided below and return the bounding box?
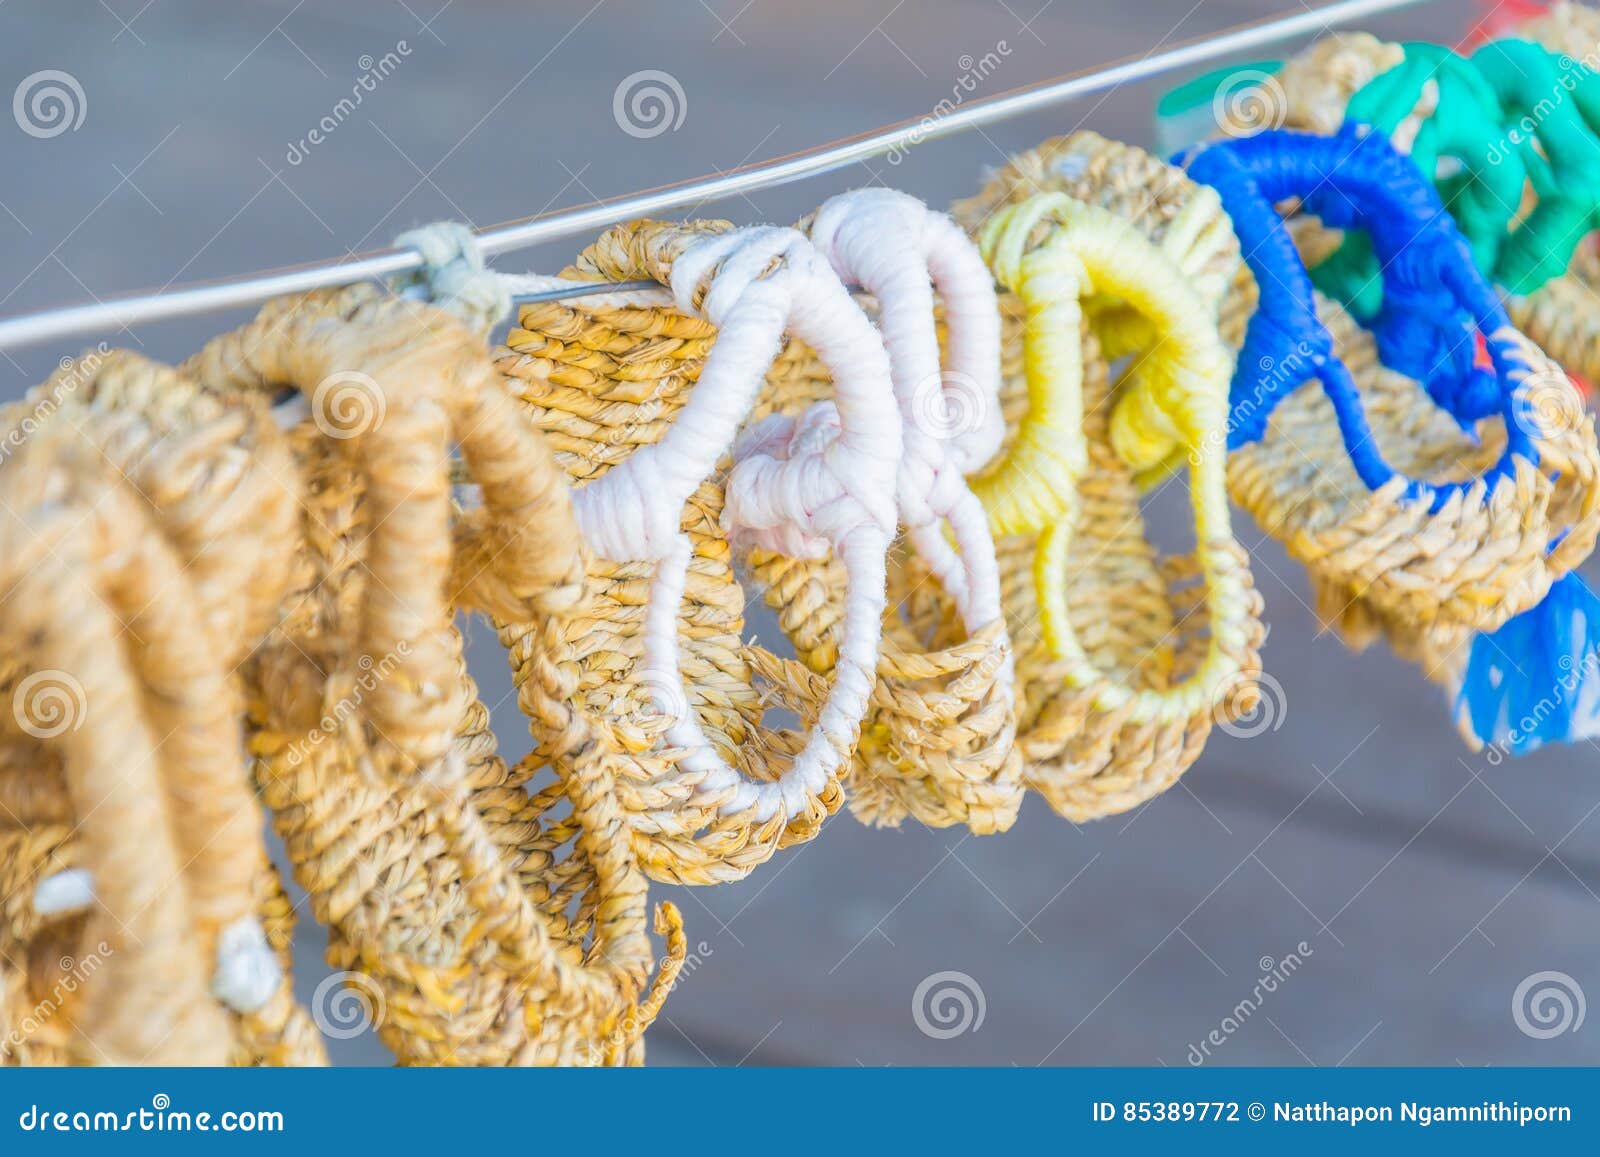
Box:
[1088,186,1237,358]
[975,193,1243,724]
[969,193,1090,536]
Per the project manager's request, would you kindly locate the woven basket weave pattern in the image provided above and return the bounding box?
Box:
[749,323,1023,834]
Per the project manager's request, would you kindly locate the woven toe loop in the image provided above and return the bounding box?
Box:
[186,287,580,777]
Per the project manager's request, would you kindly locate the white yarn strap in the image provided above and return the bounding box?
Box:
[808,188,1006,636]
[576,224,901,823]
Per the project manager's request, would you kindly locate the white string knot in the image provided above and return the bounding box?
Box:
[724,401,897,558]
[393,220,511,335]
[211,915,283,1014]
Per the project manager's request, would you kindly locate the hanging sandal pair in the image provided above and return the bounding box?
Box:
[181,275,684,1065]
[1181,125,1600,752]
[937,132,1265,821]
[498,218,913,874]
[0,354,323,1066]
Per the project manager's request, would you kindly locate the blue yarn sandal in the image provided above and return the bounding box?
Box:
[1182,125,1600,753]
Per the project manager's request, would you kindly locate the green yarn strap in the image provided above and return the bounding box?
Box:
[1472,40,1600,294]
[1316,39,1600,309]
[1320,42,1516,311]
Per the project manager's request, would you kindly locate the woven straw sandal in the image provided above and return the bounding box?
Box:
[736,189,1022,833]
[183,283,685,1065]
[0,352,323,1066]
[497,219,901,880]
[938,133,1265,822]
[1185,127,1600,750]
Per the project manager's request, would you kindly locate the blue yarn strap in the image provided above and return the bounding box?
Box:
[1454,572,1600,756]
[1178,125,1535,511]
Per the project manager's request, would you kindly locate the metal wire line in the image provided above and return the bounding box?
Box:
[0,0,1437,352]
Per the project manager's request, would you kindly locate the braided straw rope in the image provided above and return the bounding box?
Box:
[745,190,1022,833]
[498,219,904,880]
[1260,29,1600,386]
[944,133,1265,822]
[0,352,323,1066]
[183,284,684,1065]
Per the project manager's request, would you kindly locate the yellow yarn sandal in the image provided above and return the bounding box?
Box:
[744,189,1022,834]
[0,352,323,1066]
[943,138,1265,822]
[184,284,684,1065]
[498,218,902,881]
